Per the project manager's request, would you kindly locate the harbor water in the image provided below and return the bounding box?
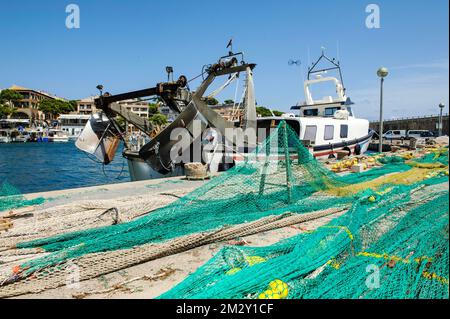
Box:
[0,142,130,194]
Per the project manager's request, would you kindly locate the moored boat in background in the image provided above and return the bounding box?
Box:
[48,129,69,142]
[0,130,11,143]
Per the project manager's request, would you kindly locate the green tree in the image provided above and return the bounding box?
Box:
[224,99,234,105]
[38,99,74,117]
[0,89,23,107]
[204,97,219,105]
[148,103,159,115]
[68,100,78,112]
[256,106,284,117]
[0,105,16,118]
[0,90,22,118]
[115,116,127,130]
[256,106,273,117]
[273,110,284,116]
[150,113,168,126]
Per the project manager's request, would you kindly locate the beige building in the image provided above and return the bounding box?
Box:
[4,85,60,122]
[117,99,149,118]
[77,96,98,115]
[210,103,243,121]
[116,99,150,134]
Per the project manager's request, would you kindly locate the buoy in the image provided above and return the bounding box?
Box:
[368,195,376,203]
[258,292,267,299]
[245,255,266,266]
[257,281,289,299]
[226,267,242,275]
[12,265,21,274]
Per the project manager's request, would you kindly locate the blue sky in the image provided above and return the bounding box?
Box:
[0,0,448,120]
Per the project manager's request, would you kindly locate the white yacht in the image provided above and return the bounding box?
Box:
[48,129,69,142]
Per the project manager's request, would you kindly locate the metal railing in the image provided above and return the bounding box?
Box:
[369,113,449,123]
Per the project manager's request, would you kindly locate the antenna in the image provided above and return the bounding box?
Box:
[226,38,233,55]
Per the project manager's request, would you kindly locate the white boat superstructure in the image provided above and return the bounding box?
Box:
[59,114,92,140]
[282,52,372,159]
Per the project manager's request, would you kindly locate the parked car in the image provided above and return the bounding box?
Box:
[407,130,433,139]
[383,130,406,140]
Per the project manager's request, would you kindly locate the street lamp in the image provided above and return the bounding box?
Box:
[377,67,389,153]
[438,103,445,136]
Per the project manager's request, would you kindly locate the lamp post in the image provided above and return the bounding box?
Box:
[377,67,389,153]
[438,103,445,136]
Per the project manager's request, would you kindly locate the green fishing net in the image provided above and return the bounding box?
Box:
[0,181,44,212]
[10,122,450,299]
[161,180,449,299]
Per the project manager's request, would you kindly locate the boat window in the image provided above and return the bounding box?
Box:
[340,124,348,138]
[324,125,334,140]
[256,119,300,144]
[303,109,318,116]
[324,107,340,117]
[303,125,317,143]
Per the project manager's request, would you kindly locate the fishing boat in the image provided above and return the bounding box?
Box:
[254,52,372,159]
[76,50,371,181]
[76,51,257,180]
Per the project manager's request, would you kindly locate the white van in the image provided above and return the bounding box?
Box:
[383,130,406,140]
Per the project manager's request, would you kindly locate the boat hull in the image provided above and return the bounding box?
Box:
[124,150,184,181]
[124,132,373,181]
[312,132,373,159]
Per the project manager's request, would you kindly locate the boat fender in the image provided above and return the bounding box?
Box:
[354,144,361,155]
[342,146,351,156]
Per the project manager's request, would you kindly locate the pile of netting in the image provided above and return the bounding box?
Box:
[161,179,448,299]
[13,122,355,274]
[1,121,448,299]
[0,181,44,212]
